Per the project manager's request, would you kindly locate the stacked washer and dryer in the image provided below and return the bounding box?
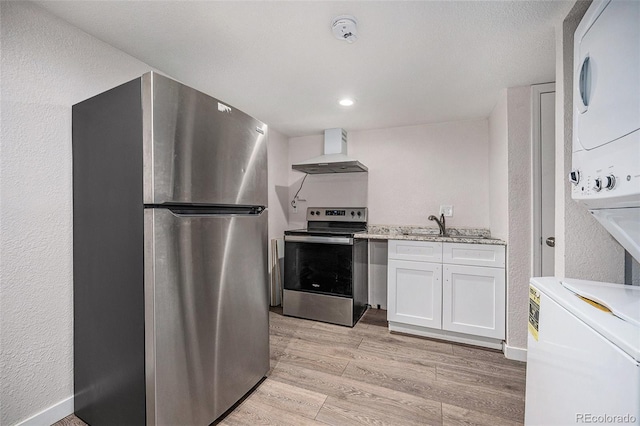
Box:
[524,1,640,425]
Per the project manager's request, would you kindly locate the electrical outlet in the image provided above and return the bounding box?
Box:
[293,204,298,213]
[440,205,453,217]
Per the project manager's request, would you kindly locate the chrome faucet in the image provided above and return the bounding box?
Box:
[428,214,446,236]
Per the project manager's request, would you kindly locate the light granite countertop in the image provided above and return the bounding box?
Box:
[356,225,506,245]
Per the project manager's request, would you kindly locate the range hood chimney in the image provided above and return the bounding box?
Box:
[292,128,368,174]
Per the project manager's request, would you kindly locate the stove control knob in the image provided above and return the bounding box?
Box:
[604,174,616,190]
[351,211,355,216]
[315,211,320,216]
[357,211,362,217]
[594,177,603,192]
[310,211,315,215]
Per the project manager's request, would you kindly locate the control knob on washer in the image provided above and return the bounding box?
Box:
[569,170,581,185]
[604,175,616,190]
[594,178,603,192]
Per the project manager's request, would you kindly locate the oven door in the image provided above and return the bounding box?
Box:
[284,235,354,297]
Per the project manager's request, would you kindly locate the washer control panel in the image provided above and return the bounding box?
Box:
[570,131,640,209]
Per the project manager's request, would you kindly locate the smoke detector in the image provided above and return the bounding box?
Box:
[331,15,358,44]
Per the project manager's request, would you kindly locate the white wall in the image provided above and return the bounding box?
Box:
[493,0,628,357]
[482,0,629,355]
[267,128,289,240]
[505,86,533,351]
[287,134,368,229]
[288,120,491,230]
[555,1,625,283]
[267,128,289,305]
[489,90,509,241]
[0,2,154,424]
[488,86,534,353]
[1,3,290,424]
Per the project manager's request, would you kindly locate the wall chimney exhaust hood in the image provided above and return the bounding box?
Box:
[292,128,368,174]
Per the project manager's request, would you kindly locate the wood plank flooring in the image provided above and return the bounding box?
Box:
[54,308,526,426]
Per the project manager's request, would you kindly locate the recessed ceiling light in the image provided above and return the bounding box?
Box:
[339,98,355,107]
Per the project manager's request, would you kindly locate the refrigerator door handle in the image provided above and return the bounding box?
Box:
[152,205,266,217]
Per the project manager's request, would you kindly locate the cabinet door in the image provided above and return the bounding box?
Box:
[442,264,505,339]
[387,259,442,328]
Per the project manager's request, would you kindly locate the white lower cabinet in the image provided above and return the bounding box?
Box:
[442,264,505,339]
[387,259,442,328]
[387,240,506,349]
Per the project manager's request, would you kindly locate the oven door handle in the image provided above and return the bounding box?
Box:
[285,235,354,245]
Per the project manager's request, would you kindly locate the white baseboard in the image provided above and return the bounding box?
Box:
[16,396,74,426]
[389,322,504,350]
[503,343,527,362]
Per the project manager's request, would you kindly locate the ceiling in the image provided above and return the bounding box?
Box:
[35,1,574,137]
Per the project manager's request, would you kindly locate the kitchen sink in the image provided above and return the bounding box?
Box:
[399,231,491,240]
[401,230,440,237]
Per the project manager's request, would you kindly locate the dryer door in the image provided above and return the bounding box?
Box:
[574,0,640,151]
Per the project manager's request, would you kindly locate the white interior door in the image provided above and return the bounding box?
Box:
[541,91,556,276]
[532,83,556,276]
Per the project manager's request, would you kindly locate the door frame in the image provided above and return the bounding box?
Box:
[531,83,556,277]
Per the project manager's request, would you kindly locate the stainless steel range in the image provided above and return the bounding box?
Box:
[283,207,368,327]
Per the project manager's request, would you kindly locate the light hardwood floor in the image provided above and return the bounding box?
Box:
[54,308,526,426]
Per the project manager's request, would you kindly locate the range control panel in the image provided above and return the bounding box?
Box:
[306,207,368,222]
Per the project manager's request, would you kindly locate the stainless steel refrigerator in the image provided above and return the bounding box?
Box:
[73,72,269,425]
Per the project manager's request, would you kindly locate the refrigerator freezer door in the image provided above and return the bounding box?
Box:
[144,208,269,425]
[142,73,268,206]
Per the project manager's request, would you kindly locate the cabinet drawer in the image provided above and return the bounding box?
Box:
[442,243,505,268]
[388,240,442,262]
